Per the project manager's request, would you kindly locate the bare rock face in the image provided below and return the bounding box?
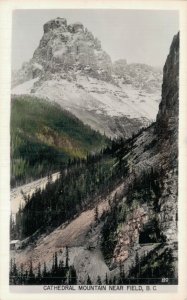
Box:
[68,22,84,33]
[113,60,162,93]
[43,17,67,33]
[31,17,112,82]
[112,205,150,265]
[156,32,179,136]
[157,170,178,242]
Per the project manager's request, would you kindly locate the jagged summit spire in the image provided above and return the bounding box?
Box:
[33,17,112,81]
[43,17,84,34]
[44,18,68,33]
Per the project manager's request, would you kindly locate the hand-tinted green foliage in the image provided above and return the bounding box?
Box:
[11,95,108,187]
[15,154,116,239]
[11,134,133,241]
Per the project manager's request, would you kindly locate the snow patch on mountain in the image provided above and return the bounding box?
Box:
[11,17,162,137]
[12,74,161,125]
[12,78,39,95]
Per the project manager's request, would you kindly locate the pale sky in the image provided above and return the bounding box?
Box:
[12,9,179,70]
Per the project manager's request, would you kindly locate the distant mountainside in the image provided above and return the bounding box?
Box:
[11,33,179,285]
[11,95,108,187]
[113,60,162,93]
[12,17,162,138]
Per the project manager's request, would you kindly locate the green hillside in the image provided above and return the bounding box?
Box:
[11,95,108,187]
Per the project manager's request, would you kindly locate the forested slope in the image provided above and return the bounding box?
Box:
[11,95,108,187]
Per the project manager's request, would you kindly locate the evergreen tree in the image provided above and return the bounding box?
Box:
[25,270,28,284]
[10,258,13,276]
[94,206,99,222]
[113,276,116,285]
[43,262,47,279]
[37,262,41,284]
[28,259,35,284]
[52,254,55,273]
[119,261,125,284]
[65,246,69,268]
[69,265,77,284]
[9,258,13,284]
[105,273,108,285]
[20,263,24,285]
[10,213,17,239]
[97,275,102,285]
[135,252,141,279]
[12,258,18,284]
[87,275,92,284]
[54,252,58,272]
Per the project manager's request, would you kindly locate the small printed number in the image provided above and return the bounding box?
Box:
[161,278,168,283]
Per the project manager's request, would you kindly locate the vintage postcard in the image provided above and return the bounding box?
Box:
[0,1,187,300]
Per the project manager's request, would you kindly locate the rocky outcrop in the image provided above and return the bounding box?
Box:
[12,17,114,86]
[113,60,162,93]
[31,17,113,82]
[43,17,67,33]
[112,33,179,267]
[157,169,178,241]
[156,32,179,133]
[112,205,150,265]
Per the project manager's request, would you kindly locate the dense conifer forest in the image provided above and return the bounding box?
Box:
[11,128,142,240]
[11,95,108,187]
[10,248,77,285]
[11,139,127,240]
[10,245,177,285]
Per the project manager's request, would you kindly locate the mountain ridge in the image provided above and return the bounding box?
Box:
[12,17,162,138]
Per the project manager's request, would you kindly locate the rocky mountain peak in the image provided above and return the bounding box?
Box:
[68,22,84,33]
[43,17,68,33]
[31,18,112,81]
[11,17,163,139]
[43,18,85,34]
